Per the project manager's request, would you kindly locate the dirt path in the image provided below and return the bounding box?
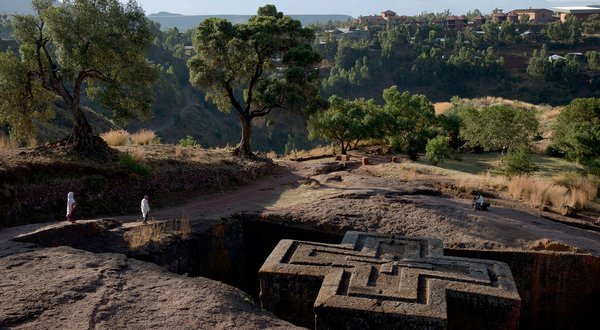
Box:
[114,161,305,222]
[107,158,600,255]
[3,158,600,256]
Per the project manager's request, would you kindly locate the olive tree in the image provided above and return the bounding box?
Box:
[188,5,322,156]
[458,103,539,156]
[552,98,600,175]
[382,86,437,160]
[308,95,383,154]
[1,0,157,155]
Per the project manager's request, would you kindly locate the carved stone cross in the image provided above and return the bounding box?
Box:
[259,231,521,329]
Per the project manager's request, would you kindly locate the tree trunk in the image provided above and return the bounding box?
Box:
[69,105,94,149]
[63,104,112,159]
[234,115,253,157]
[340,140,347,155]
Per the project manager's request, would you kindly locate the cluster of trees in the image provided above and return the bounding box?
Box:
[308,87,437,159]
[1,0,599,170]
[317,10,600,104]
[526,46,581,88]
[0,1,323,157]
[309,87,546,174]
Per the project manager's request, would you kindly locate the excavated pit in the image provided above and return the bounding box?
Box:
[14,215,600,329]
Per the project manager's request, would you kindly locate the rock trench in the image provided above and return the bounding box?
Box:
[10,215,600,329]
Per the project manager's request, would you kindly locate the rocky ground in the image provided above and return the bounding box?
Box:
[2,154,600,328]
[0,237,297,329]
[114,157,600,255]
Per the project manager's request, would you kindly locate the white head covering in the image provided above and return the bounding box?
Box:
[67,192,75,215]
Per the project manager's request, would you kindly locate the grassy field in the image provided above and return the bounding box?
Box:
[423,152,583,177]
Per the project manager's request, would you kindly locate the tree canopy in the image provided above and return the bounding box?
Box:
[457,103,539,154]
[553,98,600,175]
[1,0,157,154]
[308,95,383,154]
[382,86,436,159]
[188,4,322,156]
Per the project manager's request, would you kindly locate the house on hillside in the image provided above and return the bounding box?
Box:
[324,28,369,41]
[381,10,397,20]
[184,46,194,57]
[471,15,487,28]
[549,54,566,62]
[520,31,536,42]
[553,5,600,22]
[510,8,554,23]
[355,15,386,30]
[507,11,519,23]
[493,12,507,23]
[446,15,468,30]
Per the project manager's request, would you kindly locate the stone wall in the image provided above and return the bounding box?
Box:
[446,249,600,330]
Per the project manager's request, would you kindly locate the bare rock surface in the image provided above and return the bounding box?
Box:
[0,245,298,329]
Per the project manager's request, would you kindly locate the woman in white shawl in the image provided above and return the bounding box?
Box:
[66,192,76,223]
[140,195,150,224]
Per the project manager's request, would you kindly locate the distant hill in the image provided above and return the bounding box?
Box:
[1,0,34,14]
[0,0,60,14]
[147,13,354,30]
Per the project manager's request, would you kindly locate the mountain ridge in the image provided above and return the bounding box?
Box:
[147,13,354,30]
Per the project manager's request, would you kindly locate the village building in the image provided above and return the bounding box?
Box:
[183,46,194,57]
[471,15,487,28]
[492,11,507,23]
[323,28,370,41]
[507,11,520,23]
[446,15,468,30]
[553,5,600,22]
[510,8,554,23]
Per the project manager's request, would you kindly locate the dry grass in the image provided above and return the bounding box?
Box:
[0,134,17,150]
[508,175,597,209]
[285,145,335,160]
[129,148,145,162]
[127,222,166,250]
[131,129,156,145]
[27,136,38,148]
[434,102,453,115]
[100,129,130,146]
[266,150,278,159]
[175,145,183,158]
[127,217,193,249]
[455,171,508,194]
[177,216,192,239]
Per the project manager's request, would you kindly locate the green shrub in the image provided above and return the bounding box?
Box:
[426,136,450,166]
[119,153,153,176]
[500,148,537,176]
[179,135,198,147]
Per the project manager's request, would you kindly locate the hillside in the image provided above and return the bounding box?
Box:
[147,12,353,30]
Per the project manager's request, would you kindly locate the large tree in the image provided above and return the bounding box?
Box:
[1,0,157,155]
[188,5,322,156]
[553,98,600,175]
[308,95,384,155]
[457,103,539,155]
[382,86,437,159]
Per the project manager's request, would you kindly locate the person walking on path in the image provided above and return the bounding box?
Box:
[141,195,150,224]
[66,192,77,224]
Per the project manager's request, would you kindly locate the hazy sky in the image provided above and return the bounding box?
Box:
[129,0,600,16]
